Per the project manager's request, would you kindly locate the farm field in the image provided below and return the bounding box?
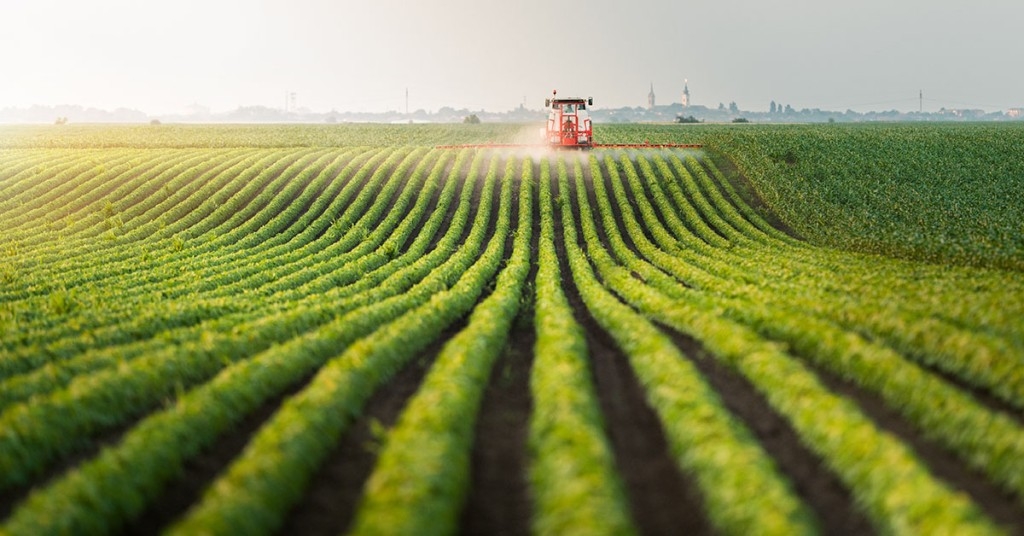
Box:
[1,123,1023,535]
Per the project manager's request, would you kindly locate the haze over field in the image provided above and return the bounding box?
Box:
[1,0,1022,115]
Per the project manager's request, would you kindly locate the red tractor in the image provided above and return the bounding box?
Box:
[544,90,593,149]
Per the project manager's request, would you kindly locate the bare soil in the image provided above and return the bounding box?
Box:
[458,323,534,536]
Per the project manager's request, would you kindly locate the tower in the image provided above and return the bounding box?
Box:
[681,79,690,107]
[647,82,656,110]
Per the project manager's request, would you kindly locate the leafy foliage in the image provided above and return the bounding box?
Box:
[0,125,1021,534]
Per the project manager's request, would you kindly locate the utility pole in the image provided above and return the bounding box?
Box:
[406,88,409,116]
[919,90,923,113]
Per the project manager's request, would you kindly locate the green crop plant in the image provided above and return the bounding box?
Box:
[1,124,1021,535]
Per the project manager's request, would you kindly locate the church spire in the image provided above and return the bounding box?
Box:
[647,82,656,109]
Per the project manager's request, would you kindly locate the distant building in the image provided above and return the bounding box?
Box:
[647,83,655,109]
[681,80,690,107]
[1008,108,1022,118]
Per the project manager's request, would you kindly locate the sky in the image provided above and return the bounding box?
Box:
[1,0,1022,115]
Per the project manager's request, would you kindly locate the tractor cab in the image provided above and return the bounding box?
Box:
[544,91,593,149]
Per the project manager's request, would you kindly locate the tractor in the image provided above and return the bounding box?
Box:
[544,90,593,149]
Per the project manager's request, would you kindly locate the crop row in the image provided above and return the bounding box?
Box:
[1,148,501,533]
[1,142,1022,534]
[564,152,1016,533]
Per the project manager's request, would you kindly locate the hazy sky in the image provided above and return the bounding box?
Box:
[2,0,1021,115]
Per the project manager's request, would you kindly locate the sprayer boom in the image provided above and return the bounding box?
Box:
[435,142,702,150]
[437,90,701,151]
